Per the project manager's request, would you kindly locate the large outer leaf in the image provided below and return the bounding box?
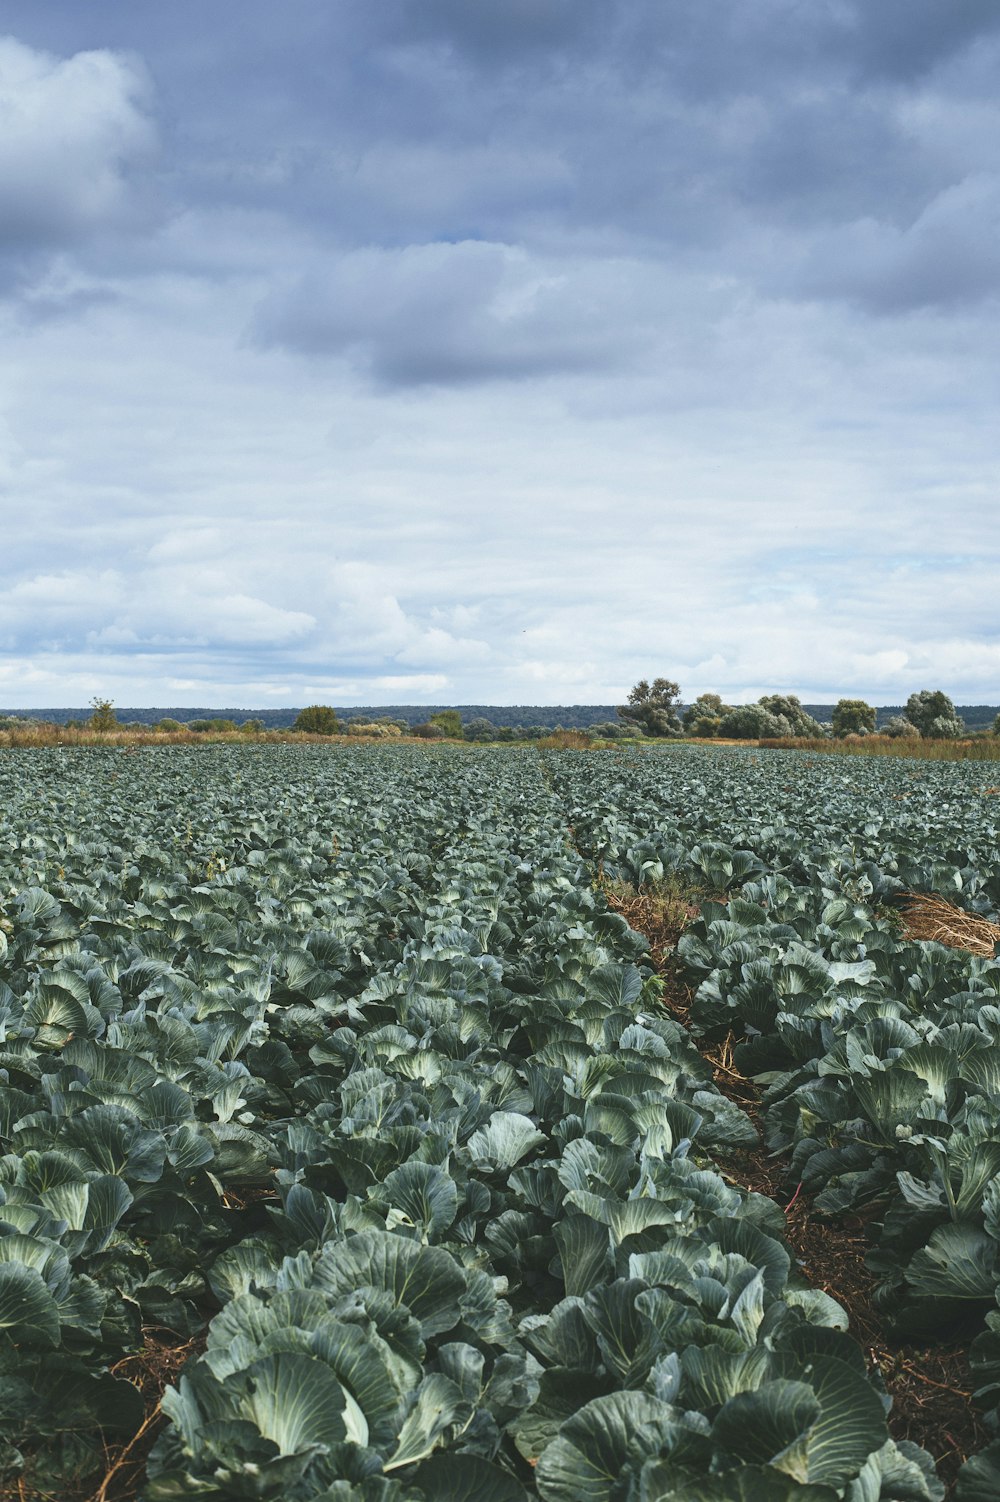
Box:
[0,1262,60,1346]
[534,1390,676,1502]
[956,1441,1000,1502]
[384,1373,474,1470]
[553,1216,610,1297]
[312,1232,467,1337]
[771,1354,887,1488]
[641,1468,839,1501]
[380,1161,459,1240]
[904,1225,999,1302]
[311,1318,406,1446]
[712,1378,820,1478]
[412,1454,529,1501]
[467,1112,547,1170]
[582,1278,660,1385]
[241,1351,351,1452]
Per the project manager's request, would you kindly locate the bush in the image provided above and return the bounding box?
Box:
[428,710,463,738]
[241,719,265,734]
[683,694,731,738]
[347,722,402,738]
[617,678,683,737]
[904,690,964,739]
[926,714,965,740]
[155,718,184,732]
[757,694,828,738]
[293,705,340,735]
[538,730,594,749]
[718,705,788,739]
[832,699,876,737]
[411,722,447,739]
[883,716,921,739]
[89,697,117,732]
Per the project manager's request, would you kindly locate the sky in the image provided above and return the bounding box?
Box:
[1,0,998,709]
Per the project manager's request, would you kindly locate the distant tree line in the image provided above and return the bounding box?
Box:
[613,682,980,741]
[3,692,998,741]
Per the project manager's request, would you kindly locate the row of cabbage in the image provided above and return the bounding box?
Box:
[0,745,940,1500]
[549,745,1000,1496]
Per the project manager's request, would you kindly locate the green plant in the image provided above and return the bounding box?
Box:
[292,704,340,734]
[617,677,683,737]
[832,698,876,736]
[905,690,965,739]
[88,697,117,732]
[429,709,463,738]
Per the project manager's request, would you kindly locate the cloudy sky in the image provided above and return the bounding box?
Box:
[2,1,998,709]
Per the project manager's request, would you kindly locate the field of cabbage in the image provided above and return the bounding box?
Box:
[2,743,1000,1500]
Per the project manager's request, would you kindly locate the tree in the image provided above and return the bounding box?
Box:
[904,690,964,739]
[832,698,876,737]
[718,704,788,740]
[617,678,683,737]
[757,694,827,738]
[89,697,117,732]
[293,705,340,735]
[994,712,1000,738]
[683,693,731,737]
[428,710,463,738]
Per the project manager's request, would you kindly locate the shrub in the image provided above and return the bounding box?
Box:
[464,718,496,741]
[617,678,683,737]
[832,699,876,737]
[904,690,964,739]
[757,694,828,738]
[683,694,731,738]
[428,710,463,738]
[718,704,787,740]
[883,716,921,739]
[89,697,117,732]
[538,730,594,749]
[292,705,340,735]
[347,722,402,738]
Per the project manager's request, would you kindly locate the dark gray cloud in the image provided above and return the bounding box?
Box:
[253,242,657,385]
[0,36,154,298]
[794,176,1000,312]
[833,0,1000,83]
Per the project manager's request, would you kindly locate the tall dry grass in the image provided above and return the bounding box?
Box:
[756,735,1000,761]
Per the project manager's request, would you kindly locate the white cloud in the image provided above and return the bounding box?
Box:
[0,37,154,253]
[375,674,449,693]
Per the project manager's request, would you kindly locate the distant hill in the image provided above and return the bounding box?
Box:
[3,702,998,731]
[0,703,623,729]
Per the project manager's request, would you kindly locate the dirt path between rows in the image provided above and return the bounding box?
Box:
[604,884,988,1496]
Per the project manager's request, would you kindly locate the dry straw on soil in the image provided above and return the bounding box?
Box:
[900,893,1000,957]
